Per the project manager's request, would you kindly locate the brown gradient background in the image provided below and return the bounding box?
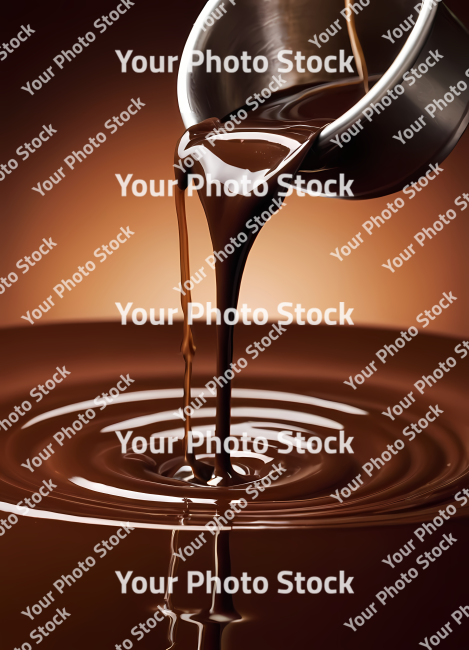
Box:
[0,0,468,336]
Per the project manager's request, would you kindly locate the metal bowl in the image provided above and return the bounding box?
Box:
[178,0,469,198]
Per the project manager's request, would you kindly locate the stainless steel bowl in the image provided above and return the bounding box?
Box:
[177,0,469,198]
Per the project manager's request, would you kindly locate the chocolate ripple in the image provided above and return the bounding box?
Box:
[0,357,467,530]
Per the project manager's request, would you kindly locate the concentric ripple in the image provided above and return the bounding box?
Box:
[1,377,468,530]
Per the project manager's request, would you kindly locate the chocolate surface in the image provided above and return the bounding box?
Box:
[0,323,468,648]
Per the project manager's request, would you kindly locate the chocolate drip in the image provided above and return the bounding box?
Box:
[175,187,214,483]
[175,120,321,484]
[345,0,369,93]
[173,0,372,486]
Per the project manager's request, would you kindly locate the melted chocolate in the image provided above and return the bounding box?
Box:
[174,8,370,485]
[175,116,321,485]
[1,323,469,650]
